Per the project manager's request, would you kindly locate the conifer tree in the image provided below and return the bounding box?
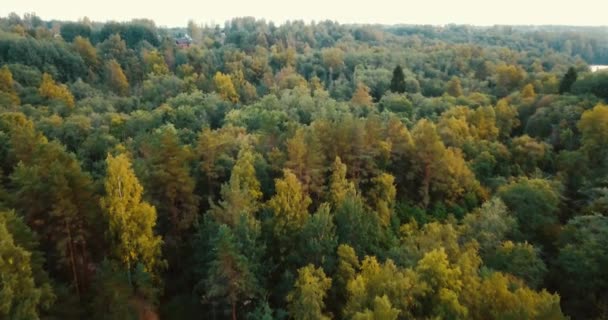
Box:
[390,65,406,93]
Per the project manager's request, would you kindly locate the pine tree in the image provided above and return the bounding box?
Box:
[390,65,406,93]
[9,134,97,299]
[559,67,577,94]
[100,153,163,283]
[140,126,199,241]
[205,225,257,320]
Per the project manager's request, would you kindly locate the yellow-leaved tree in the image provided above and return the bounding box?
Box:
[213,71,239,103]
[100,153,163,284]
[105,59,129,96]
[0,66,20,106]
[39,73,75,108]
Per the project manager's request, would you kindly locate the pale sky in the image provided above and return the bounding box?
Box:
[2,0,608,27]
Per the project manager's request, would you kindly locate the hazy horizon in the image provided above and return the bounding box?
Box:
[3,0,608,28]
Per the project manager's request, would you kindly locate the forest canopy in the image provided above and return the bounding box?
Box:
[1,12,608,320]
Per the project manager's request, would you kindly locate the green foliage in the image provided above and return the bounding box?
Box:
[0,14,605,320]
[559,67,577,94]
[0,215,51,320]
[486,241,547,289]
[389,65,406,94]
[498,177,562,244]
[556,215,608,319]
[203,224,258,320]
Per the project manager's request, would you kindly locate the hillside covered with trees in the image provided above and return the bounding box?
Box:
[1,13,608,320]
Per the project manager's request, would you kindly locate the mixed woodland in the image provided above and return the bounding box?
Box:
[1,13,608,319]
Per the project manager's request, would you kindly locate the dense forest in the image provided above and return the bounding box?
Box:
[1,12,608,320]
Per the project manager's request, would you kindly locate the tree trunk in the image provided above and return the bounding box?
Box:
[421,162,431,209]
[232,302,237,320]
[66,222,81,301]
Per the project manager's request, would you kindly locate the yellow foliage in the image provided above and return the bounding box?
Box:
[0,66,20,106]
[105,60,129,96]
[38,73,75,108]
[213,72,239,103]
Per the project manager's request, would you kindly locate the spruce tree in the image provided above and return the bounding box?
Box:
[390,65,406,93]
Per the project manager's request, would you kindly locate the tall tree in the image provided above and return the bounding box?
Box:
[100,153,163,283]
[285,128,326,201]
[211,146,262,226]
[139,126,199,243]
[7,118,97,299]
[390,65,406,93]
[559,67,577,94]
[369,172,397,226]
[328,156,356,207]
[204,224,257,320]
[268,169,312,245]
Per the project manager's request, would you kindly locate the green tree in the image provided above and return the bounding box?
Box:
[559,66,577,94]
[0,216,51,320]
[486,241,547,289]
[9,137,97,299]
[497,177,561,245]
[556,215,608,319]
[211,146,262,227]
[204,224,257,320]
[140,126,199,243]
[287,264,332,320]
[100,153,163,283]
[297,204,338,271]
[390,65,406,93]
[461,198,517,258]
